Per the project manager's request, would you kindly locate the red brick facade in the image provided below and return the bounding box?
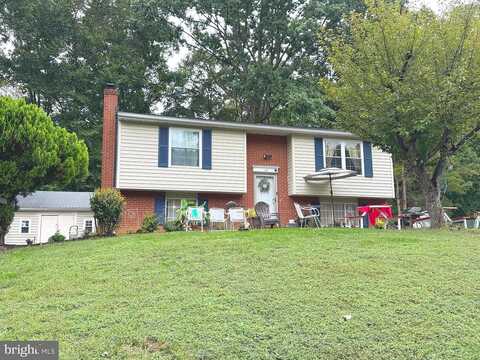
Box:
[101,85,118,189]
[119,190,156,233]
[243,134,292,224]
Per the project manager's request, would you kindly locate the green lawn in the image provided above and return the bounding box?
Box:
[1,229,480,359]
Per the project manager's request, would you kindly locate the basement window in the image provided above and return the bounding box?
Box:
[319,202,359,227]
[166,198,196,222]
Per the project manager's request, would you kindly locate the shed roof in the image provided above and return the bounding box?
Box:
[16,191,93,211]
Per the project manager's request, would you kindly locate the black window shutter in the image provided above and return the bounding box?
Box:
[362,214,369,228]
[314,138,324,171]
[158,127,169,167]
[202,129,212,170]
[197,194,209,211]
[155,194,166,225]
[363,141,373,177]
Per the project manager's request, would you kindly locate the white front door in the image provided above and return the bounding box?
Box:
[58,214,75,239]
[40,215,58,243]
[254,174,278,212]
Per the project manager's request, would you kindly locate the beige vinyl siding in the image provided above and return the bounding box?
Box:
[289,135,395,198]
[117,121,247,193]
[4,212,40,246]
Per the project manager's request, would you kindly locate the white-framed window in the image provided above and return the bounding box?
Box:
[84,219,94,234]
[20,220,30,234]
[319,202,360,227]
[325,139,363,175]
[166,198,196,222]
[345,141,362,175]
[169,128,201,167]
[325,140,343,169]
[344,203,357,218]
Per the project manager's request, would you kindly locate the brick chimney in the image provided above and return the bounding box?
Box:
[101,84,118,188]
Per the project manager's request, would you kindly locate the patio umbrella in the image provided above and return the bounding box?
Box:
[304,168,357,226]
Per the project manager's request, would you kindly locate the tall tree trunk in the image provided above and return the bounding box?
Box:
[395,171,402,216]
[0,231,5,247]
[416,163,445,228]
[401,165,408,210]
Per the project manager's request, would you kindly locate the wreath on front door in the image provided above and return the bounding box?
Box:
[258,178,270,192]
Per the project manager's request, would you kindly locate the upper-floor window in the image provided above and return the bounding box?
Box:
[325,140,342,169]
[345,141,362,174]
[21,220,30,234]
[325,139,363,175]
[170,128,200,167]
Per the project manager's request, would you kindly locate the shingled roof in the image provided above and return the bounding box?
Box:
[16,191,93,211]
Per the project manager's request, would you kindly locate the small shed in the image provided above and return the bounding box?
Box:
[5,191,95,246]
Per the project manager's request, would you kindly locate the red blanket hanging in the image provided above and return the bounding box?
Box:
[358,205,393,226]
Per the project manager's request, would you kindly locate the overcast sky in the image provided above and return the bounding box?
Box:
[416,0,444,12]
[412,0,476,13]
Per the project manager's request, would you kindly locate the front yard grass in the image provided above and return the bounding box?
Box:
[1,228,480,359]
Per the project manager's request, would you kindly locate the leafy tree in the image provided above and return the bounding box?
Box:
[444,139,480,217]
[0,97,89,245]
[0,203,15,247]
[90,188,125,236]
[0,0,179,189]
[325,1,480,228]
[161,0,365,126]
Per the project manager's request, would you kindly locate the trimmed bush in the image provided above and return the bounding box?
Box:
[164,221,181,232]
[139,214,159,233]
[49,231,65,243]
[90,188,125,236]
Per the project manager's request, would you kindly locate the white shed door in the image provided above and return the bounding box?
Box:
[58,214,75,239]
[40,215,58,244]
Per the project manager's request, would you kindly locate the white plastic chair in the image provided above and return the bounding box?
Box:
[187,206,205,232]
[474,216,480,229]
[209,208,226,230]
[294,202,320,228]
[228,207,245,230]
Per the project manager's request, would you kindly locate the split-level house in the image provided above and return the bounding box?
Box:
[101,85,395,232]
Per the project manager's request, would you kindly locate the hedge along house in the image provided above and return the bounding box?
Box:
[101,85,395,232]
[4,191,95,246]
